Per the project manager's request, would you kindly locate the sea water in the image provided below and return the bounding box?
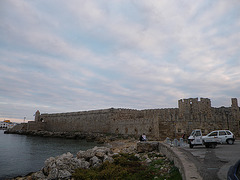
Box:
[0,130,99,179]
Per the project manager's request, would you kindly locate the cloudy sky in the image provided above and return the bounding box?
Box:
[1,0,240,122]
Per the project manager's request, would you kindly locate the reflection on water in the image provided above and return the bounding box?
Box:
[0,130,99,179]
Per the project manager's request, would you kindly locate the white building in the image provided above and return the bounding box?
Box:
[0,121,17,129]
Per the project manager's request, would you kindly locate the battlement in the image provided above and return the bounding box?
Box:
[178,97,211,115]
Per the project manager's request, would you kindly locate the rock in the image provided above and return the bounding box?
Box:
[58,169,71,179]
[77,158,90,169]
[43,157,56,175]
[90,156,102,167]
[137,142,159,153]
[77,149,95,160]
[47,168,58,180]
[95,151,105,158]
[121,145,136,153]
[77,146,111,160]
[42,151,92,179]
[103,155,114,163]
[143,154,149,159]
[135,154,140,159]
[31,171,46,180]
[145,158,152,164]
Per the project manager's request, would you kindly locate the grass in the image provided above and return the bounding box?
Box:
[73,153,182,180]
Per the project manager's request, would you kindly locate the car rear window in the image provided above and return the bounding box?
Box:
[226,131,232,135]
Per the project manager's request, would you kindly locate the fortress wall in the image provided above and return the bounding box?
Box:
[109,109,161,138]
[31,98,240,139]
[174,105,240,136]
[40,109,112,133]
[157,108,180,139]
[27,121,45,131]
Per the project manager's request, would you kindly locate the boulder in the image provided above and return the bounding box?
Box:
[31,147,113,180]
[47,168,58,180]
[58,169,71,179]
[137,142,159,153]
[31,171,46,180]
[76,150,95,160]
[77,146,112,160]
[90,156,102,167]
[103,155,114,163]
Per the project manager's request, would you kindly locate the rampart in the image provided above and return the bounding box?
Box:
[29,98,240,139]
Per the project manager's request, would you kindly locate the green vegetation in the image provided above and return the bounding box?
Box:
[73,153,182,180]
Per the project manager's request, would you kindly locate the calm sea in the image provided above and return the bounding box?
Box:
[0,130,99,179]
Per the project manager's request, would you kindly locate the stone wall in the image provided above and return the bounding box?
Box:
[27,121,45,131]
[30,98,240,139]
[41,109,112,133]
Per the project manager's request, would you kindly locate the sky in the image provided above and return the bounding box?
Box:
[0,0,240,123]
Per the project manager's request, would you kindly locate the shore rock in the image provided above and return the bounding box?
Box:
[30,146,113,180]
[13,139,137,180]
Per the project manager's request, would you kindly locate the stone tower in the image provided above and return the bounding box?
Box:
[231,98,239,111]
[178,97,211,117]
[35,110,40,122]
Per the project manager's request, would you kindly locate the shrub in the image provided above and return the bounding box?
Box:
[73,153,182,180]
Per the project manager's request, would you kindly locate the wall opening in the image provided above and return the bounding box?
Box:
[134,128,138,135]
[149,127,152,133]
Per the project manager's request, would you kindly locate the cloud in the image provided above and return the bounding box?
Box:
[0,0,239,121]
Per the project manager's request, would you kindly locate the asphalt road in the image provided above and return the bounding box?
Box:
[180,140,240,180]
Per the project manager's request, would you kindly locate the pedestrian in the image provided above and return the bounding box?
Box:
[140,133,147,141]
[182,133,186,139]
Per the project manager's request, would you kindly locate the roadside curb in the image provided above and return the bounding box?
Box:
[159,143,202,180]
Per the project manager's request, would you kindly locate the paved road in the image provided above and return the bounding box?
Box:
[180,140,240,180]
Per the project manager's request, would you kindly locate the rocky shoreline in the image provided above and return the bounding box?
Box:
[4,129,137,144]
[11,140,180,180]
[4,130,182,180]
[11,139,138,180]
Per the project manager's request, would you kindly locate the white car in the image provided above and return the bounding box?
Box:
[188,129,221,148]
[203,130,235,145]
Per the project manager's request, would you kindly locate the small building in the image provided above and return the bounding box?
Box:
[0,121,18,129]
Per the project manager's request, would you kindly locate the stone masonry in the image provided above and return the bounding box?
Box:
[26,98,239,140]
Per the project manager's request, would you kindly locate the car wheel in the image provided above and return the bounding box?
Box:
[189,143,194,148]
[227,139,234,145]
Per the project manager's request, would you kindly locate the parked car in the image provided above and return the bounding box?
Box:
[188,129,221,148]
[203,130,235,144]
[227,160,240,180]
